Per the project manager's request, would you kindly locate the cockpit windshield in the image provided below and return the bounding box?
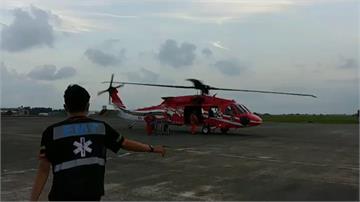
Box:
[235,104,250,114]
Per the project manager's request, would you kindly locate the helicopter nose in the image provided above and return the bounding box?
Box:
[249,114,262,126]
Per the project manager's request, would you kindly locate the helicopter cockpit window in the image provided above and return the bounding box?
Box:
[235,104,247,114]
[240,104,251,113]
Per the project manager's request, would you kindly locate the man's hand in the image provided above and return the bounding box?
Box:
[121,138,166,157]
[153,145,166,157]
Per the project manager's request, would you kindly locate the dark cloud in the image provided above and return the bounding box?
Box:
[126,68,159,82]
[214,59,244,76]
[84,48,125,67]
[1,63,61,107]
[28,65,76,80]
[1,6,58,52]
[158,39,196,68]
[338,58,358,69]
[202,48,212,57]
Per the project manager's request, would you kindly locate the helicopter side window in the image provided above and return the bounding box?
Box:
[224,106,233,116]
[209,107,219,117]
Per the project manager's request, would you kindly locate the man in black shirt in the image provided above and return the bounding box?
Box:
[30,84,166,201]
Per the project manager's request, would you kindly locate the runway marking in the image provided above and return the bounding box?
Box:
[108,152,133,161]
[2,168,37,176]
[179,191,196,198]
[174,147,196,151]
[178,185,215,201]
[258,156,272,159]
[132,181,171,197]
[2,186,32,195]
[117,152,132,158]
[186,150,211,155]
[104,183,123,191]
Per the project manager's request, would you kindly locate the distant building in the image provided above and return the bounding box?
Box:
[38,113,49,116]
[18,106,30,116]
[49,109,67,117]
[29,107,52,115]
[1,106,53,116]
[1,106,30,116]
[1,109,15,116]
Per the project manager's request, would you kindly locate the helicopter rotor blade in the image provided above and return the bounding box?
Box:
[102,81,194,89]
[102,77,316,98]
[113,84,124,89]
[110,74,114,87]
[97,89,108,96]
[210,87,317,98]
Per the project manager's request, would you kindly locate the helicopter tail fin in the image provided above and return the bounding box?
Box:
[98,74,126,109]
[110,88,126,109]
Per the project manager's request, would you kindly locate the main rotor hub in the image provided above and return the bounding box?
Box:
[186,79,210,95]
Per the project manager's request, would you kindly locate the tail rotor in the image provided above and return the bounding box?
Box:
[98,74,124,104]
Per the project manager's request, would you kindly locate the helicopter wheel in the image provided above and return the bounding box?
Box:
[201,125,210,134]
[220,128,229,134]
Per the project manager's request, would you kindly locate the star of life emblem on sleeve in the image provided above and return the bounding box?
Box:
[73,137,92,157]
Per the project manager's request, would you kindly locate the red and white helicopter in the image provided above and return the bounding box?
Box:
[98,74,316,134]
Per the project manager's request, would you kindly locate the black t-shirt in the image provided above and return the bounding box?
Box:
[39,116,124,199]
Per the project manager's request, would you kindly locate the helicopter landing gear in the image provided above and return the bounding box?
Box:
[220,128,229,134]
[162,123,170,135]
[201,125,210,134]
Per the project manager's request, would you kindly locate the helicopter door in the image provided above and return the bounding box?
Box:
[184,106,202,124]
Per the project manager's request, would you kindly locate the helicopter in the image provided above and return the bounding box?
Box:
[98,74,316,134]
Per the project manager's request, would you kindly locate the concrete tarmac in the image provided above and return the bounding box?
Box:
[1,116,359,201]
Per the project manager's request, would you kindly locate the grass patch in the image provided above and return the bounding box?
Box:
[261,114,359,124]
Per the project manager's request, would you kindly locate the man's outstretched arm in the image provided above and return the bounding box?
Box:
[121,138,166,157]
[30,158,50,201]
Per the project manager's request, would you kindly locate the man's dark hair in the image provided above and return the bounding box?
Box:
[64,84,90,113]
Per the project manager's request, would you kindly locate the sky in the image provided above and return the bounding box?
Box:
[0,0,359,114]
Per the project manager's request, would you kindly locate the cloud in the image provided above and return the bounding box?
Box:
[202,48,213,57]
[87,12,138,19]
[214,59,245,76]
[211,41,229,50]
[338,58,358,69]
[126,68,159,82]
[84,48,126,67]
[1,63,61,107]
[28,65,76,80]
[151,0,304,24]
[1,6,59,52]
[158,39,197,68]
